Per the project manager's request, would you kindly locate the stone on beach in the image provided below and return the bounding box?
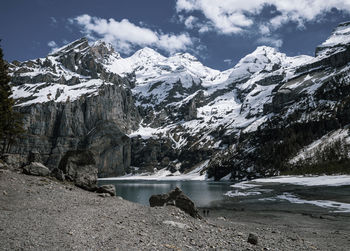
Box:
[247,233,258,245]
[97,185,116,196]
[149,187,201,219]
[23,162,50,177]
[57,150,98,191]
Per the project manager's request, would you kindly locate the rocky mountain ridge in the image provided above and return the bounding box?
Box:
[7,21,350,180]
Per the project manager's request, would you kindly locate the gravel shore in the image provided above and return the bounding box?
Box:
[1,169,349,250]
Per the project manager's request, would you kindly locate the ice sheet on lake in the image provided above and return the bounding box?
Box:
[277,193,350,213]
[225,190,262,197]
[252,175,350,187]
[230,181,262,190]
[229,175,350,213]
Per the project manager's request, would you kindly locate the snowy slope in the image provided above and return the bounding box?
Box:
[10,38,116,106]
[105,47,220,107]
[289,129,350,164]
[107,47,219,83]
[8,35,342,143]
[122,45,313,143]
[9,21,350,178]
[11,79,111,106]
[317,21,350,57]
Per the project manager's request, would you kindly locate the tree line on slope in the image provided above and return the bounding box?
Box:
[0,43,24,157]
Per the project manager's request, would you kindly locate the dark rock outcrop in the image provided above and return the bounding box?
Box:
[131,137,176,172]
[57,150,97,191]
[27,151,42,163]
[23,162,50,176]
[247,233,258,245]
[96,185,116,196]
[80,121,131,177]
[50,167,65,181]
[149,187,201,219]
[1,154,27,168]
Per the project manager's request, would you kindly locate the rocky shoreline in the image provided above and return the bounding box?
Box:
[1,168,349,250]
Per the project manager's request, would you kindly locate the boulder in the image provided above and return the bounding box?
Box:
[2,154,27,168]
[96,185,116,196]
[58,150,97,191]
[163,220,189,229]
[149,194,169,206]
[247,233,258,245]
[149,187,201,219]
[50,167,65,181]
[23,162,50,176]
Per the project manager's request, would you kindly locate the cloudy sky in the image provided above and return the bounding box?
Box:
[1,0,350,70]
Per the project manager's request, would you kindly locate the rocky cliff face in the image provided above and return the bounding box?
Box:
[13,83,139,177]
[8,22,350,179]
[9,39,140,177]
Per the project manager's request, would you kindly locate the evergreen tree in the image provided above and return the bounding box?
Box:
[0,43,24,156]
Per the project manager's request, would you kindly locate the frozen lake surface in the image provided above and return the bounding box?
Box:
[98,175,350,214]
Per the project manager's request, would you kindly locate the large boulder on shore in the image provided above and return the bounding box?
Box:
[23,162,50,177]
[149,187,201,219]
[57,150,98,191]
[97,185,116,196]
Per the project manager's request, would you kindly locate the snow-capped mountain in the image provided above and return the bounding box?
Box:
[316,21,350,57]
[8,21,350,180]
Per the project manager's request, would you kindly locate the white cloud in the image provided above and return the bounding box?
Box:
[224,59,233,65]
[48,41,57,48]
[259,24,270,35]
[158,34,192,52]
[50,17,57,24]
[181,14,212,34]
[47,41,58,53]
[184,15,198,29]
[176,0,350,34]
[70,14,193,54]
[198,25,210,33]
[257,36,283,48]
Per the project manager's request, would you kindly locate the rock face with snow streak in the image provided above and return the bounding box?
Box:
[8,22,350,179]
[316,21,350,57]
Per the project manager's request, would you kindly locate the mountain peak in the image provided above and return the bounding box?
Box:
[92,40,114,51]
[316,21,350,57]
[228,46,285,79]
[133,47,163,59]
[236,46,284,66]
[49,37,89,56]
[252,46,279,55]
[91,40,118,60]
[171,52,199,62]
